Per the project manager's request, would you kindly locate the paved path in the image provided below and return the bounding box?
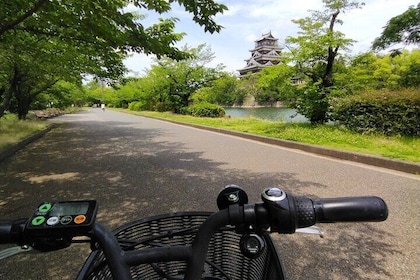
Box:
[0,109,419,279]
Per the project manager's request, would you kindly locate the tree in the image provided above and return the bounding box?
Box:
[285,0,363,124]
[333,50,420,92]
[116,44,223,112]
[192,73,245,106]
[151,44,223,112]
[0,0,227,118]
[256,64,296,105]
[33,81,86,109]
[0,28,92,118]
[372,3,420,54]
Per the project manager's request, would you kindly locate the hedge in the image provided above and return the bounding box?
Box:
[332,89,420,136]
[182,102,226,118]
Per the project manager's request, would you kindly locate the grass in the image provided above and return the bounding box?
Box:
[0,113,50,150]
[119,109,420,163]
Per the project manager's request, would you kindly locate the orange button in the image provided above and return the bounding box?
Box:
[74,215,86,224]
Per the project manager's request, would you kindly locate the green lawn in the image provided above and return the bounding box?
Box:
[0,114,49,150]
[122,110,420,163]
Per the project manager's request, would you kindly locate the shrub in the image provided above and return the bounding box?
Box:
[332,89,420,136]
[153,101,172,112]
[182,102,226,118]
[128,101,144,111]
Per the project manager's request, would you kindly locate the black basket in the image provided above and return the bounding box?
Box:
[77,212,285,280]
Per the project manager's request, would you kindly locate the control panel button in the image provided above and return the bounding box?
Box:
[38,203,52,212]
[47,216,60,226]
[74,215,86,224]
[60,216,72,225]
[31,216,46,226]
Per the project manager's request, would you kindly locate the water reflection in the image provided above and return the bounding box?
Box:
[224,107,307,122]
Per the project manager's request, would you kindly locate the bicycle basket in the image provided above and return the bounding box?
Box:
[77,212,284,280]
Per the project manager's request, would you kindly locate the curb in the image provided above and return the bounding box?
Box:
[151,117,420,175]
[0,123,58,163]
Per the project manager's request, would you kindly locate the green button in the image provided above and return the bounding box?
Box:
[32,216,45,226]
[38,203,52,212]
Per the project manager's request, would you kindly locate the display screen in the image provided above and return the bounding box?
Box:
[50,202,89,216]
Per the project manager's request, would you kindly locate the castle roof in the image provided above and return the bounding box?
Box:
[255,31,277,42]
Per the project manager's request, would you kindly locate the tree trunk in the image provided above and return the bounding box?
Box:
[311,10,340,124]
[0,64,20,118]
[0,86,14,118]
[322,10,340,89]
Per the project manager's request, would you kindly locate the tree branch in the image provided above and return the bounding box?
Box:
[0,0,49,36]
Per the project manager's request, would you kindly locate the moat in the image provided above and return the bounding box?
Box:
[224,107,307,122]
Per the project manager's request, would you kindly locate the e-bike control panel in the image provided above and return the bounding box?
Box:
[26,200,98,237]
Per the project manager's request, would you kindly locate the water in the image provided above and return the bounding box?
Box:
[224,107,307,122]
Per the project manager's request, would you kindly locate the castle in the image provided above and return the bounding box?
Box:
[238,32,283,76]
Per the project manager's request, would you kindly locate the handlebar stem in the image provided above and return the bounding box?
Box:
[92,223,132,280]
[185,209,230,280]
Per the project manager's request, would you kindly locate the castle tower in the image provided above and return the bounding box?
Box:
[238,32,283,76]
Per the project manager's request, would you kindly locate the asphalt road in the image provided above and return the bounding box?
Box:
[0,108,419,279]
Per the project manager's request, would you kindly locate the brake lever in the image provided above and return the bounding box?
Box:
[0,245,33,260]
[295,226,324,238]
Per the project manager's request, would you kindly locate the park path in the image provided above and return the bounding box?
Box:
[0,108,419,279]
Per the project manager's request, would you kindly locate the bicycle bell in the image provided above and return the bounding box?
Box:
[217,184,248,210]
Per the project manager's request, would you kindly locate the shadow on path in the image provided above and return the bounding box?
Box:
[0,113,399,279]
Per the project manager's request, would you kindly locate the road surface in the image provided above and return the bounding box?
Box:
[0,108,419,279]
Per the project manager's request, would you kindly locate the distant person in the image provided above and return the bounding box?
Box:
[101,103,105,111]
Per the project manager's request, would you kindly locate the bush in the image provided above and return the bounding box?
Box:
[332,89,420,136]
[153,101,172,112]
[128,101,144,111]
[182,102,226,118]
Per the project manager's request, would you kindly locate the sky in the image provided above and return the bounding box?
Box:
[123,0,419,76]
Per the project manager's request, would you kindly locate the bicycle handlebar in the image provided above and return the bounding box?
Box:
[257,188,388,234]
[313,196,388,223]
[0,188,388,280]
[0,219,26,244]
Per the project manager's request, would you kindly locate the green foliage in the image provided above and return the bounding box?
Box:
[334,50,420,93]
[109,44,223,113]
[292,81,330,124]
[32,81,86,109]
[192,73,245,106]
[372,3,420,52]
[237,74,264,104]
[332,89,420,136]
[0,0,227,119]
[182,102,225,117]
[128,101,146,112]
[284,0,364,124]
[256,64,297,104]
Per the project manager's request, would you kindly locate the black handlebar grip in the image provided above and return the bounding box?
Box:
[313,196,388,223]
[0,221,14,243]
[0,219,27,244]
[294,196,316,228]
